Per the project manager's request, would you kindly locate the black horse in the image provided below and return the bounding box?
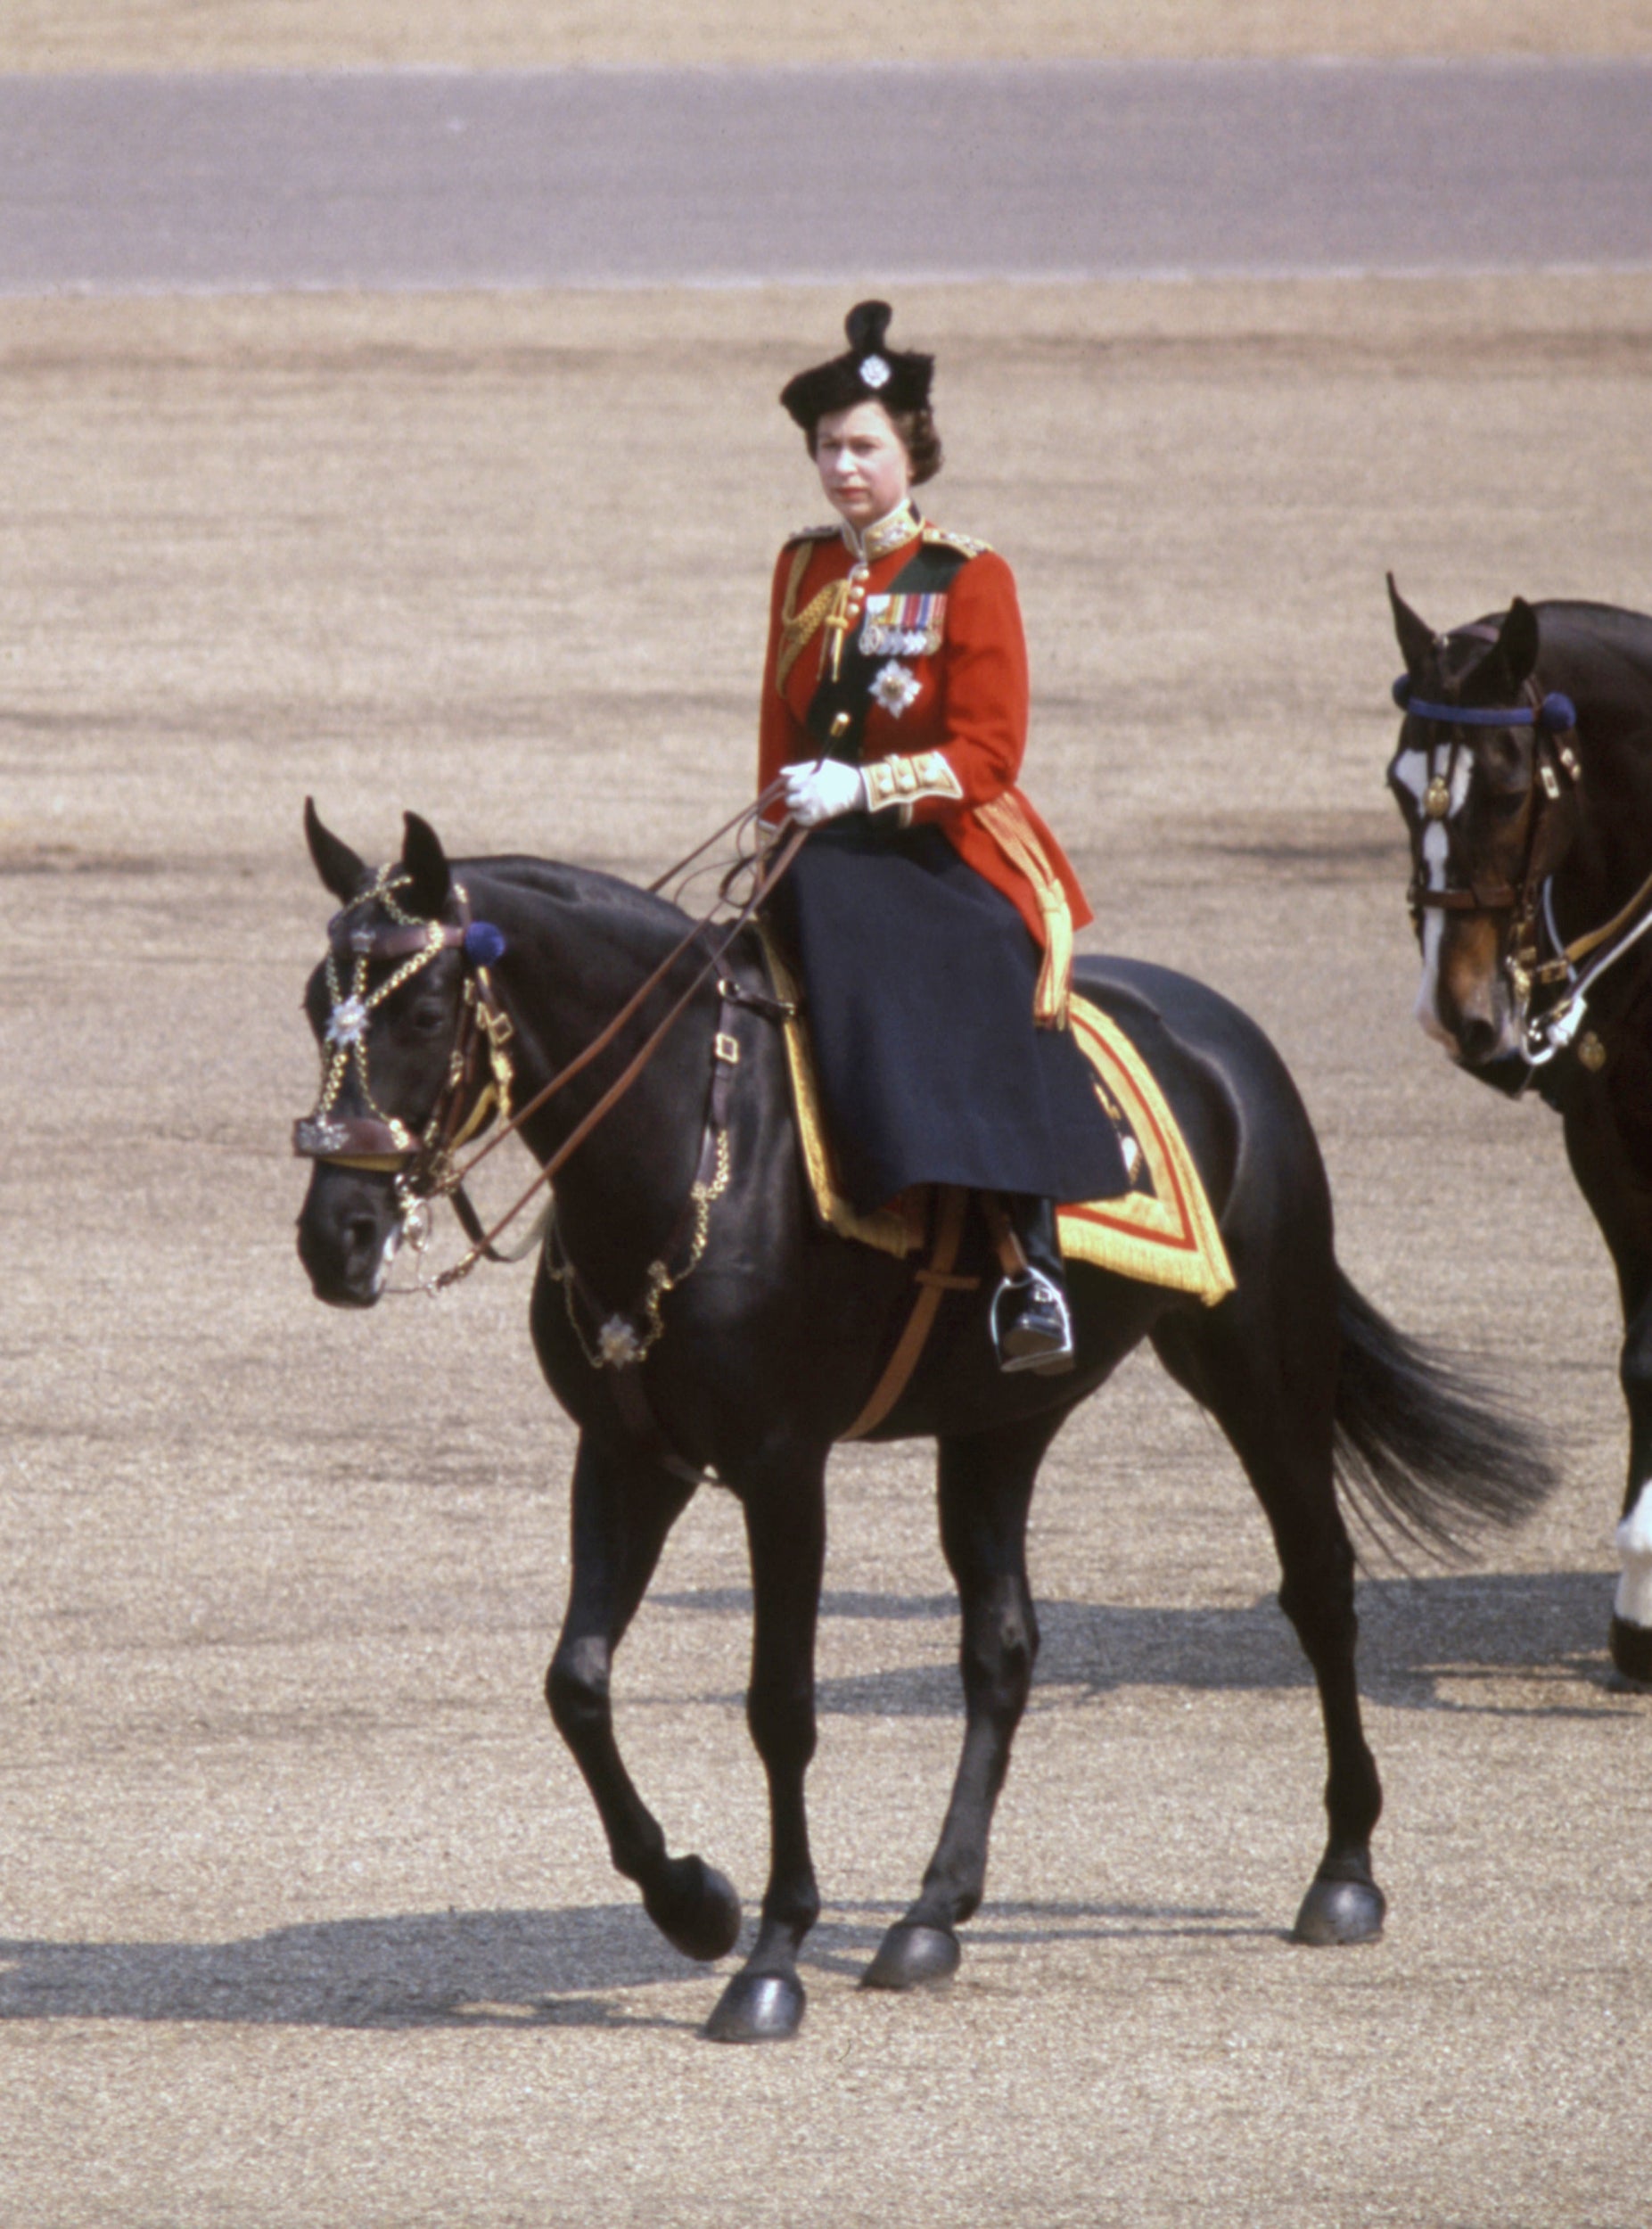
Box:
[1386,582,1652,1685]
[295,803,1550,2042]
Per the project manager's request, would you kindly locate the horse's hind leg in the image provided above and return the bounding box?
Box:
[864,1412,1061,1991]
[1152,1304,1386,1946]
[546,1430,742,1965]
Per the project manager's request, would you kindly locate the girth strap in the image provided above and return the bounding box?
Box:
[606,1368,706,1492]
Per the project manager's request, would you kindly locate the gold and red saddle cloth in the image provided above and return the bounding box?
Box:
[759,933,1234,1309]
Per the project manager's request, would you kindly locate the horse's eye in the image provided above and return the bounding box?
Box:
[408,1001,449,1034]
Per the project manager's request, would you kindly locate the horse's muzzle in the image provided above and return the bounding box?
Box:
[296,1164,404,1307]
[1417,914,1522,1067]
[1452,1012,1521,1067]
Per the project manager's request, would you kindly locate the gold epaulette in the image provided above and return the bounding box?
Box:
[920,524,992,559]
[784,523,842,546]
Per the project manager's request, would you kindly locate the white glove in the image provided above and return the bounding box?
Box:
[781,758,867,827]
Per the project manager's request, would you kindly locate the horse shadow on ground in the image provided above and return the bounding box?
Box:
[659,1568,1641,1720]
[0,1905,699,2033]
[0,1894,1252,2032]
[5,1575,1635,2033]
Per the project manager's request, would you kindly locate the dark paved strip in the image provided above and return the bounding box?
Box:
[3,59,1650,293]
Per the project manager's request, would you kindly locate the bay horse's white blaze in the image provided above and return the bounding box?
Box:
[1393,744,1470,1049]
[1615,1477,1652,1628]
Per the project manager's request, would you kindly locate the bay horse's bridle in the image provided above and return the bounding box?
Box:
[1393,662,1589,1062]
[1394,660,1652,1065]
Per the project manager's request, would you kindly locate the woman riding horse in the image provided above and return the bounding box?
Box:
[759,301,1127,1375]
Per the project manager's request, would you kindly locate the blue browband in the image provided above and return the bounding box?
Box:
[1392,675,1577,732]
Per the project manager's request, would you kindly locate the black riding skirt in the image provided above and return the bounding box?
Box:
[768,820,1129,1213]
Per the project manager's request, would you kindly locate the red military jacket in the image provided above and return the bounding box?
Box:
[757,499,1089,1025]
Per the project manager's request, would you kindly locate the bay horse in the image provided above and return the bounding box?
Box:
[1385,581,1652,1686]
[294,802,1551,2042]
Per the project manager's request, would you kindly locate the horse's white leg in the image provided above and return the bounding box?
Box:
[1613,1477,1652,1682]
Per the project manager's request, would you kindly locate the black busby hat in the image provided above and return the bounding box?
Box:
[779,300,934,430]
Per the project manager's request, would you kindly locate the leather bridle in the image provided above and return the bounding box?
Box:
[293,867,516,1210]
[1392,659,1652,1063]
[293,798,807,1291]
[1394,668,1582,932]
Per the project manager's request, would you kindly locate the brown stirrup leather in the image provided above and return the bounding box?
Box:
[839,1187,981,1443]
[980,1192,1030,1278]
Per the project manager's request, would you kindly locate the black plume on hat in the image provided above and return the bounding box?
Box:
[779,300,934,429]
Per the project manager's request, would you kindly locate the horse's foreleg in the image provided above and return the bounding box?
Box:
[1612,1287,1652,1685]
[703,1458,827,2044]
[1561,1103,1652,1683]
[863,1415,1058,1992]
[1153,1309,1385,1947]
[546,1430,741,1962]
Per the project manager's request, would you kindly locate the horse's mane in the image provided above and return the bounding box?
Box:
[1535,600,1652,683]
[456,853,694,937]
[1451,600,1652,728]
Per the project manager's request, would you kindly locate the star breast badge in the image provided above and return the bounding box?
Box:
[869,660,922,718]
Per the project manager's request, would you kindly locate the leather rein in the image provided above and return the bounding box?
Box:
[293,793,807,1292]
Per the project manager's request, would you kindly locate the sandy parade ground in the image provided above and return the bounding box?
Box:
[3,7,1652,2226]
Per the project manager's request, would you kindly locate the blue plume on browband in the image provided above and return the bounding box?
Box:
[1538,693,1577,732]
[463,921,506,966]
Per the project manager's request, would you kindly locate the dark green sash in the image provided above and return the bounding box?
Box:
[805,539,970,762]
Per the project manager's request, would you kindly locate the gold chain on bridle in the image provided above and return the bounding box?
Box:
[546,1123,733,1369]
[425,809,805,1295]
[302,865,517,1178]
[296,789,804,1307]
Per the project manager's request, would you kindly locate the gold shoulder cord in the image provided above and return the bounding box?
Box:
[776,542,857,695]
[975,794,1075,1031]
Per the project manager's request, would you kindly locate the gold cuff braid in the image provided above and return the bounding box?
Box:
[861,752,965,813]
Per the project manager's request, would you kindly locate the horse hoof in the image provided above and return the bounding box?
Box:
[1609,1615,1652,1688]
[860,1921,962,1991]
[645,1855,742,1962]
[703,1970,805,2044]
[1292,1875,1386,1946]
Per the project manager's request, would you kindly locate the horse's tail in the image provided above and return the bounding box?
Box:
[1331,1270,1559,1560]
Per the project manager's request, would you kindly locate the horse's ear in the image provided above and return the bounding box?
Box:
[1387,573,1434,675]
[1494,597,1541,688]
[304,797,372,902]
[1465,597,1541,704]
[399,811,451,919]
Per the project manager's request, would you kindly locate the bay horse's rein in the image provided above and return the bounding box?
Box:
[1391,665,1652,1063]
[293,786,807,1293]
